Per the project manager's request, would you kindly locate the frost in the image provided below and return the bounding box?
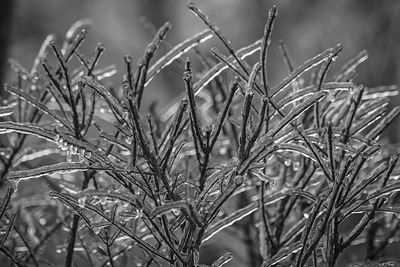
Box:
[1,9,399,267]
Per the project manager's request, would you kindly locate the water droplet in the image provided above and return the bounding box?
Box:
[160,245,168,253]
[284,159,291,166]
[303,213,310,219]
[39,218,47,225]
[78,196,87,208]
[57,137,63,144]
[171,208,180,216]
[61,142,68,151]
[122,202,129,208]
[84,151,91,159]
[293,161,300,171]
[125,136,133,145]
[123,111,130,120]
[0,147,13,159]
[219,146,228,155]
[269,179,276,188]
[135,209,143,220]
[32,74,39,82]
[56,248,64,254]
[78,153,85,162]
[331,55,338,62]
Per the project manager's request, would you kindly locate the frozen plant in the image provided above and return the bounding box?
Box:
[1,3,400,267]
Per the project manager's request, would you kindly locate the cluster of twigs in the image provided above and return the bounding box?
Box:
[1,3,400,267]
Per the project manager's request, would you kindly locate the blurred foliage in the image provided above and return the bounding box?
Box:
[7,1,400,96]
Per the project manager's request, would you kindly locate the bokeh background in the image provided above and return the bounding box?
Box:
[1,0,400,265]
[2,0,400,141]
[2,0,400,111]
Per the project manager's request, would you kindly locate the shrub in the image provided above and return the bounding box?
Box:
[1,3,400,267]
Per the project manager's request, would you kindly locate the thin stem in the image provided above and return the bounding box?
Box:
[260,6,278,96]
[65,173,91,267]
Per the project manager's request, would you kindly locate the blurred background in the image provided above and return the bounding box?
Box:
[3,0,400,141]
[2,0,400,110]
[1,0,400,265]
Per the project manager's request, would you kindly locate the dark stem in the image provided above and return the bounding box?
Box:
[65,173,91,267]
